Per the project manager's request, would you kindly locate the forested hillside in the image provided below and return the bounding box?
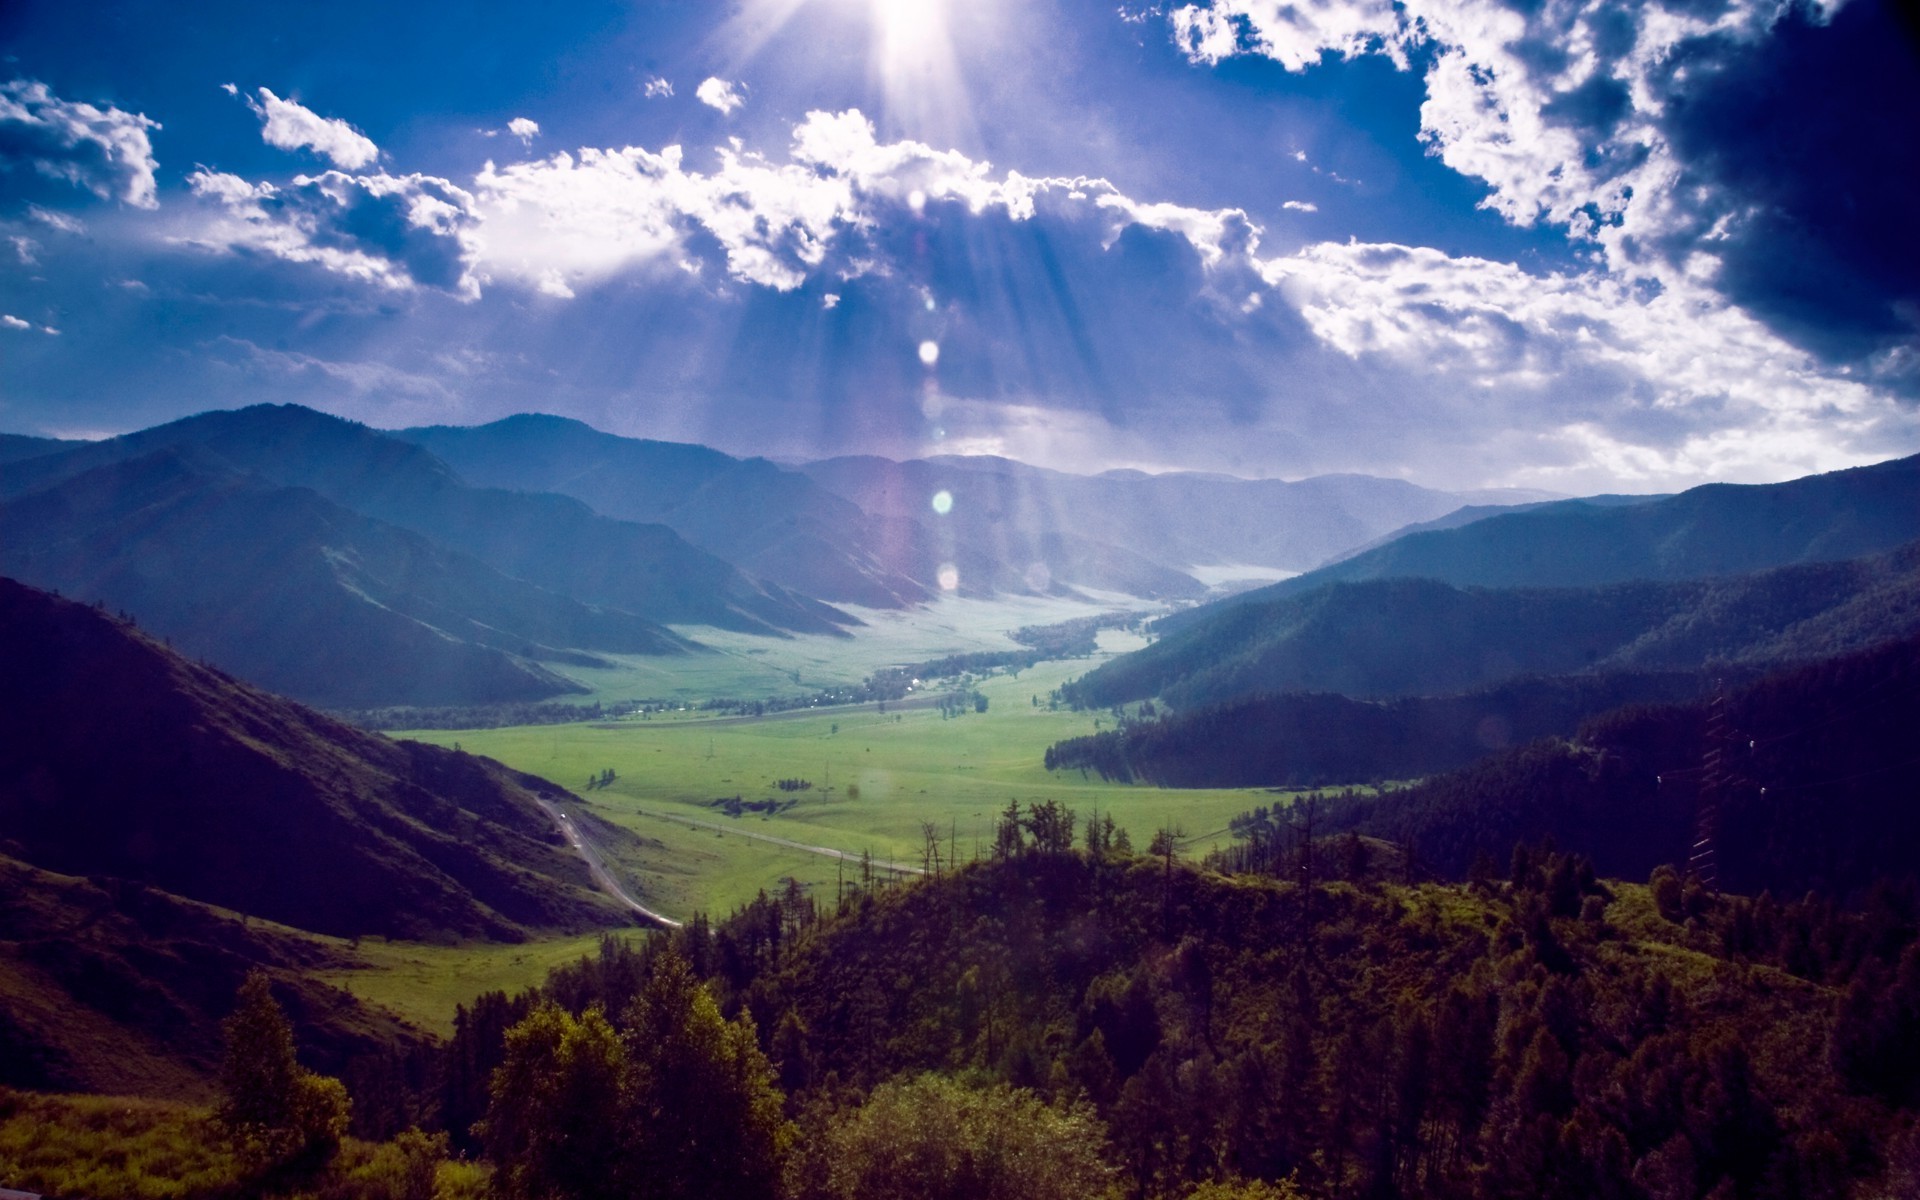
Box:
[1069,542,1920,710]
[1310,632,1920,898]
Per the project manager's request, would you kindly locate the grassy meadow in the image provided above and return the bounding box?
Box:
[318,596,1290,1032]
[400,600,1291,925]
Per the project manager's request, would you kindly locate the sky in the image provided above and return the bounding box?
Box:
[1,0,1916,493]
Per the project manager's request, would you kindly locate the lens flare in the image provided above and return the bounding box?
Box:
[918,340,940,366]
[937,563,960,591]
[930,489,954,514]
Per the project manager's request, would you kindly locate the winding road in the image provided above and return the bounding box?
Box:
[532,794,683,929]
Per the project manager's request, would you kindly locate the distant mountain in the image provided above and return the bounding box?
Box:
[0,576,635,941]
[399,415,932,609]
[1,404,852,637]
[1067,541,1920,709]
[800,453,1555,580]
[1322,631,1920,899]
[0,432,75,464]
[0,449,696,707]
[1216,450,1920,608]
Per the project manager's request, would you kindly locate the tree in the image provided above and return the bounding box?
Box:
[801,1074,1116,1200]
[626,947,794,1200]
[481,1001,631,1200]
[217,970,350,1176]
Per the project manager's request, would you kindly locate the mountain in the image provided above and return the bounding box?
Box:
[0,855,422,1097]
[1213,450,1920,609]
[0,575,636,941]
[1044,670,1713,788]
[800,453,1556,580]
[1,404,853,637]
[399,415,932,609]
[1068,540,1920,710]
[0,433,75,464]
[1321,630,1920,900]
[0,449,700,707]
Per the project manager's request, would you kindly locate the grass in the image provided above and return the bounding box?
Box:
[550,593,1164,704]
[316,932,638,1038]
[403,645,1293,920]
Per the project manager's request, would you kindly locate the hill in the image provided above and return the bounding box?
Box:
[1,404,852,638]
[1044,670,1712,788]
[1067,541,1920,709]
[0,449,695,707]
[423,847,1920,1199]
[400,415,933,609]
[1196,449,1920,615]
[0,855,423,1097]
[1318,631,1920,899]
[0,575,635,941]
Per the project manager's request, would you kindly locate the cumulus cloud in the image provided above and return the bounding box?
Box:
[1281,200,1317,213]
[1257,238,1895,486]
[506,117,539,145]
[187,167,477,295]
[245,87,380,169]
[695,77,745,114]
[1163,0,1920,387]
[1,314,30,329]
[0,78,160,209]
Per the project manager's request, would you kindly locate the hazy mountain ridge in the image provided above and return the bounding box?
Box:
[798,453,1532,580]
[1213,449,1920,608]
[1,404,852,638]
[400,415,934,609]
[0,448,697,707]
[0,576,633,942]
[1070,540,1920,711]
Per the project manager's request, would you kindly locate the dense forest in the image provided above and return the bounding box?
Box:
[1043,671,1712,787]
[19,813,1919,1199]
[1311,633,1920,899]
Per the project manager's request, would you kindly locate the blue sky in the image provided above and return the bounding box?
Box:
[2,0,1916,491]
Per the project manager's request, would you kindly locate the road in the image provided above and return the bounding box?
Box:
[532,794,683,929]
[630,805,925,878]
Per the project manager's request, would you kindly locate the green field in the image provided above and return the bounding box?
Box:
[403,620,1287,922]
[546,592,1168,704]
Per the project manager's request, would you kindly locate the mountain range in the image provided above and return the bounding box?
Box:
[0,404,1565,707]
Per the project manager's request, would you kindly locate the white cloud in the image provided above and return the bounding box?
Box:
[1,314,30,329]
[1164,0,1811,287]
[28,204,86,233]
[643,77,674,99]
[696,77,746,114]
[1258,238,1899,487]
[187,167,478,296]
[1282,200,1317,212]
[0,79,161,208]
[245,88,380,169]
[507,117,539,145]
[10,236,38,264]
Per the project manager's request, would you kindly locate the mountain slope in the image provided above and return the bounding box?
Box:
[1322,631,1920,898]
[400,415,932,609]
[1069,540,1920,709]
[801,453,1552,577]
[2,404,852,636]
[0,575,635,941]
[0,855,422,1097]
[1220,450,1920,607]
[0,449,694,706]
